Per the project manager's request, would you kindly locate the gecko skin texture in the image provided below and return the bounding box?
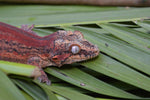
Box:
[0,22,99,85]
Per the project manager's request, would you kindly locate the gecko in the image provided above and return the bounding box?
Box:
[0,22,99,85]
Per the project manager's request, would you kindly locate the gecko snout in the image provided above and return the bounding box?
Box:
[94,47,100,56]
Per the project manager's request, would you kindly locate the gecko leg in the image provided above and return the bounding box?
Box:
[27,57,51,85]
[21,24,37,35]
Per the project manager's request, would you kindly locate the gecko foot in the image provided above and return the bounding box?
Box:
[21,24,37,35]
[38,75,51,85]
[38,69,51,85]
[27,57,51,85]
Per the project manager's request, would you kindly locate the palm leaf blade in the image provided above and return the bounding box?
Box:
[98,23,150,53]
[35,81,97,100]
[0,6,150,26]
[46,67,139,99]
[82,54,150,92]
[0,70,26,100]
[134,21,150,32]
[13,79,48,100]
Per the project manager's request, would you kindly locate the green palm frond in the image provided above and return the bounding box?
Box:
[0,5,150,100]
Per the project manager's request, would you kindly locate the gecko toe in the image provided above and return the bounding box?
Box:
[38,75,51,85]
[46,80,51,85]
[38,77,42,83]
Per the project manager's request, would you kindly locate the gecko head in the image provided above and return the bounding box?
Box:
[49,30,99,67]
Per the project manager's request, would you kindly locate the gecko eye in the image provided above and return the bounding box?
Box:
[70,45,81,54]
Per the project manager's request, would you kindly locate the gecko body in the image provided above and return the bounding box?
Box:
[0,22,99,84]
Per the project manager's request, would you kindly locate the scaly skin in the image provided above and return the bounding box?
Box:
[0,22,99,85]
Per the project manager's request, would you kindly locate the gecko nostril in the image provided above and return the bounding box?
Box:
[95,50,99,54]
[94,48,100,55]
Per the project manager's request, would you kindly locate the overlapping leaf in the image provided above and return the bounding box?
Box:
[0,70,25,100]
[45,67,139,99]
[98,23,150,54]
[0,6,150,26]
